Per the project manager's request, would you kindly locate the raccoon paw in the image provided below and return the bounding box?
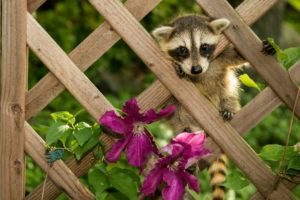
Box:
[174,63,185,78]
[220,110,235,121]
[262,39,276,55]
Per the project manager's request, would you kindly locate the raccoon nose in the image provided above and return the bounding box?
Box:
[191,65,202,74]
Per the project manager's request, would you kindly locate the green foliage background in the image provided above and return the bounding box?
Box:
[27,0,300,199]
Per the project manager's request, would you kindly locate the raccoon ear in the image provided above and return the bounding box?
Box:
[151,26,175,41]
[209,18,230,34]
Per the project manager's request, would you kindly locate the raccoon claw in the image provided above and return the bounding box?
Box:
[262,40,276,55]
[174,63,185,78]
[220,110,235,121]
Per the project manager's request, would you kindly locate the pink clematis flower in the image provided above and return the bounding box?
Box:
[100,98,176,169]
[141,132,211,200]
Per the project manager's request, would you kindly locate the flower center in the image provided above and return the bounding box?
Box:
[133,122,145,134]
[167,160,180,171]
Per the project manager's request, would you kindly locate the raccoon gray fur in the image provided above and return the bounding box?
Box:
[151,15,247,200]
[152,14,246,132]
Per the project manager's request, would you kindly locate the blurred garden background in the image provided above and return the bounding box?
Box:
[26,0,300,199]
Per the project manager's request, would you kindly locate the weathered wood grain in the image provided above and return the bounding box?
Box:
[26,0,161,119]
[25,147,96,200]
[25,0,298,198]
[27,13,115,120]
[89,0,294,198]
[27,0,46,12]
[26,59,300,199]
[197,0,300,120]
[214,0,278,57]
[25,0,272,120]
[250,176,300,200]
[25,123,95,200]
[0,0,26,199]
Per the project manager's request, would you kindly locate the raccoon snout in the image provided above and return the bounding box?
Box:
[191,65,202,74]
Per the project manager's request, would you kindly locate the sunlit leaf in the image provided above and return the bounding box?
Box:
[46,122,72,145]
[288,0,300,11]
[239,74,261,91]
[51,111,75,125]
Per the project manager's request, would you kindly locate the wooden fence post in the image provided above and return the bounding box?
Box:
[0,0,27,199]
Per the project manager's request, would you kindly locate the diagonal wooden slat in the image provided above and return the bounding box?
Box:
[27,13,115,120]
[25,123,95,200]
[25,0,275,120]
[0,0,27,198]
[197,0,300,119]
[25,0,161,119]
[25,0,298,198]
[25,151,95,200]
[26,59,300,199]
[213,0,278,57]
[251,177,300,200]
[25,79,170,200]
[89,0,294,198]
[24,0,298,198]
[27,0,46,12]
[202,62,300,165]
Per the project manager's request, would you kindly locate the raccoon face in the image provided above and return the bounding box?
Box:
[152,15,230,77]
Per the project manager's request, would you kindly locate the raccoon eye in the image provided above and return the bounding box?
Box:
[200,43,214,57]
[176,46,189,58]
[168,46,189,61]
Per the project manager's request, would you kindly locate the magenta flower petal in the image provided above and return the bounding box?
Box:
[106,136,131,162]
[143,105,176,124]
[141,166,164,195]
[171,132,211,168]
[172,132,206,149]
[162,170,185,200]
[181,171,200,192]
[100,111,128,134]
[122,98,143,120]
[162,143,184,158]
[125,132,154,168]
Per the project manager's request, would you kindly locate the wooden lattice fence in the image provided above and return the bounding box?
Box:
[1,0,299,199]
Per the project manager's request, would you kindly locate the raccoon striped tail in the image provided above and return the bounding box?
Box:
[208,154,228,200]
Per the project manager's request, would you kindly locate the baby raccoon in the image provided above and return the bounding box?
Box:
[152,15,247,200]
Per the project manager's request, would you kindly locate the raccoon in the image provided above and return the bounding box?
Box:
[152,15,247,200]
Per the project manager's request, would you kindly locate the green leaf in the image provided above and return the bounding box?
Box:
[223,171,250,190]
[51,111,75,125]
[104,192,128,200]
[74,122,93,146]
[108,168,138,200]
[46,122,72,145]
[259,144,298,162]
[281,47,300,68]
[239,74,261,91]
[287,157,300,171]
[266,38,300,68]
[88,168,110,194]
[288,0,300,11]
[96,192,108,200]
[73,131,100,160]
